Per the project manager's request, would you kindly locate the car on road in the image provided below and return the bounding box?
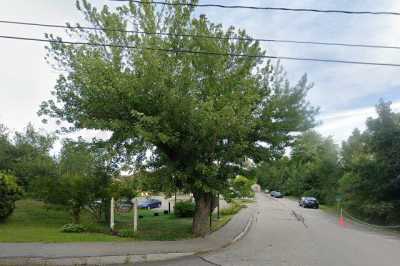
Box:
[138,198,162,209]
[299,197,319,209]
[270,191,283,198]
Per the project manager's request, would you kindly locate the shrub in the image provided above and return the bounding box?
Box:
[0,172,22,221]
[61,223,87,233]
[117,229,135,238]
[174,200,195,217]
[220,201,244,216]
[232,175,255,198]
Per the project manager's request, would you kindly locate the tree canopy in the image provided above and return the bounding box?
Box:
[256,130,340,204]
[339,100,400,223]
[39,0,317,236]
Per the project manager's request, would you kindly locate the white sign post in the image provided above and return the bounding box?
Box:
[132,198,138,232]
[110,197,115,231]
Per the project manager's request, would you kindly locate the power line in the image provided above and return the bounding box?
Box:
[1,19,400,51]
[111,0,400,16]
[1,34,400,68]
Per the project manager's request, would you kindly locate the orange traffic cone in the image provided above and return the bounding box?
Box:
[339,208,346,227]
[339,215,346,227]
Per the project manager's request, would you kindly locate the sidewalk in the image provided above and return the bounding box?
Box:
[0,204,256,265]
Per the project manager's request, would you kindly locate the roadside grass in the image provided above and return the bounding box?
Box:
[210,199,251,231]
[0,199,122,243]
[115,210,193,241]
[319,204,338,215]
[236,198,255,204]
[0,198,251,243]
[211,214,232,231]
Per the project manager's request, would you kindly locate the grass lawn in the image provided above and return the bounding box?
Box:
[0,200,123,243]
[115,210,192,241]
[0,199,247,243]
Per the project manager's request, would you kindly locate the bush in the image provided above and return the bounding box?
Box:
[0,172,22,221]
[232,175,255,198]
[174,200,195,217]
[61,223,87,233]
[220,201,244,216]
[117,229,135,238]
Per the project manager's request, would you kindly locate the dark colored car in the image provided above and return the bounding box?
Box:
[270,191,283,198]
[116,198,133,212]
[138,198,162,209]
[299,197,319,209]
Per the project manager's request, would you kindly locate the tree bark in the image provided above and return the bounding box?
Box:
[192,191,212,237]
[103,197,111,223]
[72,206,81,224]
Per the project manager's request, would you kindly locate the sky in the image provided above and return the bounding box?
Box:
[1,0,400,152]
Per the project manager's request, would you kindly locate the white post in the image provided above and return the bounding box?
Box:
[133,198,138,233]
[110,197,115,231]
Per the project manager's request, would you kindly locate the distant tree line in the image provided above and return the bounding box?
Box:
[255,100,400,225]
[0,123,124,223]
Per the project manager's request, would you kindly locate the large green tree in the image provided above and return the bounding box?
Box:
[54,139,115,224]
[0,123,57,191]
[0,124,15,173]
[12,123,57,191]
[340,101,400,223]
[256,131,340,204]
[40,0,316,236]
[288,131,340,203]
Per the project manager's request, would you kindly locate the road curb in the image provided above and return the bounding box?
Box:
[196,205,256,256]
[0,206,255,266]
[0,252,195,266]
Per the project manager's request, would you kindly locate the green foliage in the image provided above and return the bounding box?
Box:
[0,125,15,174]
[0,123,57,192]
[174,200,195,217]
[117,229,135,238]
[220,201,244,216]
[256,157,291,191]
[232,175,255,198]
[339,100,400,224]
[61,223,87,233]
[39,0,316,235]
[0,199,192,242]
[256,131,340,204]
[110,176,138,200]
[0,172,22,221]
[32,139,116,224]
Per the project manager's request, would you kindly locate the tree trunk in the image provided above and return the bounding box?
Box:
[72,206,81,224]
[192,191,212,237]
[103,197,111,223]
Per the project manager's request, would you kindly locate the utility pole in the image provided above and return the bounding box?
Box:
[217,194,220,219]
[133,198,138,233]
[110,197,115,231]
[209,193,213,230]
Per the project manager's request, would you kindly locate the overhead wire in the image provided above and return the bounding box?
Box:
[1,19,400,50]
[1,34,400,67]
[110,0,400,16]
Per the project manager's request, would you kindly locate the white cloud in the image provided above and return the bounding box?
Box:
[316,100,400,144]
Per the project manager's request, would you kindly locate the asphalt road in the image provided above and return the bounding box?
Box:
[136,193,400,266]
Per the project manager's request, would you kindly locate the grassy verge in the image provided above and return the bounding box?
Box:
[0,199,192,242]
[0,200,122,243]
[0,198,252,243]
[319,204,338,215]
[115,210,192,241]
